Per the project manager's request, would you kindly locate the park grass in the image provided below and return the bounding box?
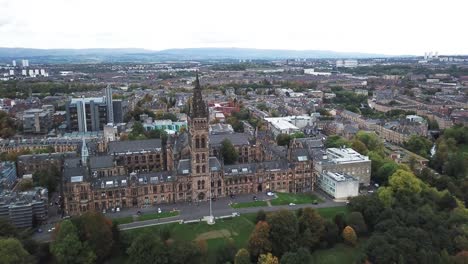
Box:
[315,206,349,220]
[270,192,322,206]
[113,211,179,225]
[310,241,366,264]
[120,207,350,264]
[230,200,268,209]
[112,216,134,225]
[138,211,179,221]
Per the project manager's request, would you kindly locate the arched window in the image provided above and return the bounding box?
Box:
[197,180,201,190]
[202,153,206,162]
[202,165,206,173]
[201,137,206,148]
[195,136,200,149]
[218,180,222,187]
[201,180,205,189]
[196,154,200,163]
[196,166,200,174]
[178,184,183,191]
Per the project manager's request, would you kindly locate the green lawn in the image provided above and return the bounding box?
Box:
[113,211,179,225]
[124,214,257,264]
[118,207,350,264]
[230,200,268,208]
[270,192,322,206]
[315,206,349,220]
[138,211,179,221]
[310,241,365,264]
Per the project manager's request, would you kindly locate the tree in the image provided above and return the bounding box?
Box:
[279,248,311,264]
[342,226,357,246]
[375,162,399,185]
[0,111,16,139]
[322,220,340,248]
[255,210,266,223]
[351,139,368,155]
[325,135,350,148]
[221,139,239,165]
[298,208,325,249]
[169,240,202,264]
[388,169,423,194]
[127,233,169,264]
[235,248,251,264]
[268,210,298,257]
[248,221,272,260]
[346,212,368,236]
[334,212,346,232]
[276,134,291,147]
[32,165,60,194]
[0,238,31,264]
[51,220,96,264]
[257,253,279,264]
[405,135,433,158]
[355,131,384,154]
[131,121,145,135]
[215,238,237,264]
[0,218,18,237]
[71,212,114,261]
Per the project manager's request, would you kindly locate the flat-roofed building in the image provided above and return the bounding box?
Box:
[318,171,359,199]
[315,148,371,186]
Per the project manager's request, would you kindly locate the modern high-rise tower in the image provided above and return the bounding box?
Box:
[105,85,114,124]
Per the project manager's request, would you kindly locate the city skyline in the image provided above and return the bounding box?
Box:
[1,0,468,55]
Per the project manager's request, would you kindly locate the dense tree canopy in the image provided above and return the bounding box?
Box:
[221,139,239,165]
[0,110,16,139]
[0,238,31,264]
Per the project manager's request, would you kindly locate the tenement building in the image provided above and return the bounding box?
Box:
[63,76,316,216]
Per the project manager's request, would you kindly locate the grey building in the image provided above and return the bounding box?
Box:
[315,148,371,186]
[318,171,359,199]
[0,162,17,191]
[106,85,114,124]
[66,97,108,132]
[22,108,52,134]
[112,99,128,123]
[0,188,48,228]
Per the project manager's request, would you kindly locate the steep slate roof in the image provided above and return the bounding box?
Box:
[210,133,250,146]
[89,156,114,169]
[108,139,162,153]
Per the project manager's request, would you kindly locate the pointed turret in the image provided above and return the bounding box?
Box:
[190,72,208,118]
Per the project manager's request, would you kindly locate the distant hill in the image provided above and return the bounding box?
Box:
[0,47,391,63]
[159,48,388,59]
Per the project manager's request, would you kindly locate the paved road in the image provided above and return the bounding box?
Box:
[33,191,345,241]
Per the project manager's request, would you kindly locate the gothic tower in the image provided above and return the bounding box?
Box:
[189,74,210,201]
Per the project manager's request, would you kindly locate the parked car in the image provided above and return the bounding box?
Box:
[289,203,296,206]
[157,208,162,214]
[266,191,274,197]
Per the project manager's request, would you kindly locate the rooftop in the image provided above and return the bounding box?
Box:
[325,148,369,163]
[108,139,162,153]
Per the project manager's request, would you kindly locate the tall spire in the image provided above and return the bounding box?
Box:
[191,71,208,118]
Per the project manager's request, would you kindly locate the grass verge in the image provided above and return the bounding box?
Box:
[113,211,179,224]
[270,192,322,206]
[230,200,268,208]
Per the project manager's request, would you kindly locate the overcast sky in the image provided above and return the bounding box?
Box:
[0,0,467,55]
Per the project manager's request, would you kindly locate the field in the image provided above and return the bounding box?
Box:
[270,192,322,206]
[310,241,366,264]
[120,206,349,263]
[113,211,179,225]
[230,200,268,208]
